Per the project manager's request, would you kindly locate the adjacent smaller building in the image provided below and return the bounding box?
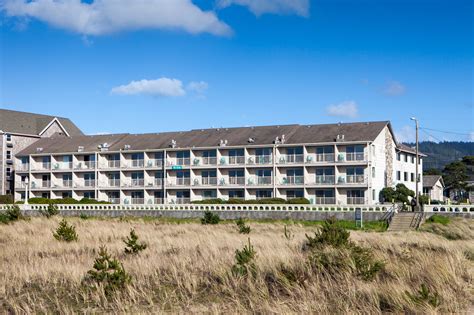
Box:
[422,175,445,202]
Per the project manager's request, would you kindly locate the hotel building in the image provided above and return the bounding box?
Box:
[13,121,423,205]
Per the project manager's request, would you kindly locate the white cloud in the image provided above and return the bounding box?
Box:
[395,125,415,143]
[1,0,232,36]
[111,78,186,97]
[217,0,309,17]
[469,131,474,142]
[326,100,358,118]
[187,81,208,94]
[383,80,406,96]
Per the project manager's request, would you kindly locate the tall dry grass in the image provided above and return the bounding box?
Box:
[0,217,473,313]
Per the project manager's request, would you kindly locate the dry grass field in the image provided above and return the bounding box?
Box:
[0,216,473,314]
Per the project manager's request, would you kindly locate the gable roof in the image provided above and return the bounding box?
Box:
[0,109,83,136]
[423,175,444,188]
[17,121,390,155]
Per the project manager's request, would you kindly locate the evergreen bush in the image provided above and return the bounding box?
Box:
[123,229,147,254]
[53,219,78,242]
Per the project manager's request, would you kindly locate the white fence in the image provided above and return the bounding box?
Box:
[0,203,394,212]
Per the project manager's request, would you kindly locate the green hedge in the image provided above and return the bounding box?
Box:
[192,197,311,205]
[0,195,14,204]
[27,197,110,204]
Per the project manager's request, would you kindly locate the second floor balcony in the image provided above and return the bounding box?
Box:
[200,177,218,186]
[227,156,245,165]
[247,176,272,186]
[281,176,304,185]
[228,176,245,186]
[315,175,336,185]
[168,178,191,186]
[84,179,96,187]
[131,179,145,187]
[131,198,145,204]
[347,197,365,204]
[314,197,336,205]
[108,179,121,187]
[131,159,144,168]
[62,180,73,188]
[306,153,335,164]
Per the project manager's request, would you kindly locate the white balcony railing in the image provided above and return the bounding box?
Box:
[84,179,96,187]
[83,161,96,169]
[174,198,191,204]
[42,180,51,188]
[280,154,304,164]
[148,159,163,167]
[314,197,336,205]
[169,178,190,186]
[345,152,366,162]
[15,182,27,189]
[153,178,163,186]
[256,177,272,185]
[228,156,245,165]
[347,197,365,204]
[202,157,217,165]
[108,198,120,204]
[17,164,29,172]
[40,163,51,170]
[52,162,72,170]
[62,180,73,187]
[345,175,366,184]
[131,179,144,187]
[229,177,245,185]
[108,179,121,187]
[201,177,218,185]
[282,176,304,185]
[131,159,144,168]
[176,158,190,166]
[108,160,120,168]
[315,175,335,185]
[131,198,144,204]
[255,156,272,165]
[153,198,164,204]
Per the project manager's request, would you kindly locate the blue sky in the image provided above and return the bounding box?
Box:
[1,0,473,142]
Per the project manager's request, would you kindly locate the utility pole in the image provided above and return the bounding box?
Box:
[411,117,420,210]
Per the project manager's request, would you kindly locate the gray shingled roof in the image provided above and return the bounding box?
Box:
[423,175,444,188]
[0,109,83,136]
[17,121,390,155]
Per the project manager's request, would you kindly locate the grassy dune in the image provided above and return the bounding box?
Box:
[0,216,473,313]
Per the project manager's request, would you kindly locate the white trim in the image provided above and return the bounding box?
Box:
[38,118,70,137]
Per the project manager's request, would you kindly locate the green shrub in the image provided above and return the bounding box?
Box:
[236,218,251,234]
[85,246,131,293]
[192,199,224,204]
[201,211,220,225]
[53,219,78,242]
[79,213,91,220]
[426,215,450,225]
[39,203,59,218]
[232,238,257,277]
[123,229,147,254]
[304,217,350,249]
[419,195,430,205]
[257,198,286,204]
[0,205,25,224]
[0,195,14,204]
[287,197,310,204]
[350,245,385,281]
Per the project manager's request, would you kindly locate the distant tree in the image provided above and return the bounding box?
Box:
[443,161,468,190]
[424,168,442,176]
[380,184,415,203]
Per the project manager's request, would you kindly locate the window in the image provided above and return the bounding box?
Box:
[287,147,303,155]
[315,189,334,198]
[202,170,217,178]
[346,167,364,175]
[6,167,11,177]
[229,149,244,157]
[21,157,28,164]
[397,171,401,181]
[316,168,334,176]
[411,173,415,182]
[176,170,190,178]
[396,152,401,161]
[154,152,164,160]
[131,152,144,160]
[372,189,376,200]
[316,146,334,154]
[176,190,190,198]
[203,190,217,199]
[404,154,408,162]
[229,169,244,177]
[84,173,95,180]
[131,191,143,199]
[256,190,273,199]
[154,191,163,198]
[62,192,72,198]
[404,172,408,181]
[411,156,415,163]
[202,150,216,158]
[6,151,11,159]
[6,134,11,141]
[256,148,272,156]
[286,168,303,177]
[287,190,304,198]
[154,171,163,179]
[372,167,375,178]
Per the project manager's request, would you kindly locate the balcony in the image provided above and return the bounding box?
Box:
[280,154,304,164]
[108,160,121,168]
[154,198,164,204]
[314,197,336,205]
[131,198,145,204]
[315,175,335,185]
[345,175,366,184]
[306,153,335,164]
[62,180,73,187]
[347,197,365,204]
[17,164,29,172]
[108,198,120,204]
[176,158,190,166]
[201,157,217,166]
[337,153,366,163]
[147,159,163,168]
[108,179,121,187]
[228,156,245,165]
[84,179,96,187]
[52,162,73,170]
[39,163,51,171]
[15,182,27,189]
[152,178,163,186]
[229,177,245,185]
[255,155,272,165]
[174,198,191,204]
[131,159,144,168]
[282,176,304,185]
[248,177,272,185]
[169,178,191,186]
[201,177,218,186]
[42,180,51,188]
[131,179,144,187]
[76,161,96,170]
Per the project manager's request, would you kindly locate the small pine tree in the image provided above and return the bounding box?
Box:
[232,238,257,277]
[85,246,131,293]
[201,211,220,225]
[40,203,59,218]
[53,219,78,242]
[123,228,147,254]
[236,218,251,234]
[304,217,350,250]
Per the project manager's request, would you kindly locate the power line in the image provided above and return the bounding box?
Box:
[420,127,472,136]
[420,129,444,143]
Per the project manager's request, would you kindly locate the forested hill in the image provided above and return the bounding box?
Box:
[403,141,474,170]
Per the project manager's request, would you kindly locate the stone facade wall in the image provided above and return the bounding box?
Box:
[384,127,394,187]
[0,134,4,195]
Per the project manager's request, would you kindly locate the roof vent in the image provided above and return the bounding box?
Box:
[123,144,131,150]
[170,139,177,148]
[248,137,255,143]
[36,147,43,153]
[219,139,228,147]
[281,134,286,144]
[77,146,84,152]
[98,142,109,151]
[336,134,345,142]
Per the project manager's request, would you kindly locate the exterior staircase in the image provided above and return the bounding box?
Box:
[387,212,425,232]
